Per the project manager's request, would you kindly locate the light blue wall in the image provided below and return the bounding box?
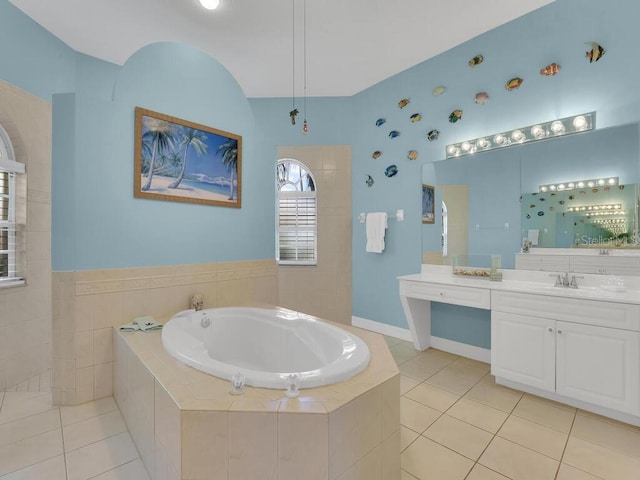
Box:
[4,0,640,348]
[351,0,640,340]
[0,0,76,100]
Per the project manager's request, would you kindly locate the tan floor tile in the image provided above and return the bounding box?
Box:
[398,361,436,382]
[423,414,493,461]
[407,349,458,372]
[90,459,151,480]
[0,454,66,480]
[390,342,420,365]
[60,397,118,426]
[466,464,511,480]
[562,436,640,480]
[400,397,440,434]
[401,469,420,480]
[401,436,473,480]
[571,412,640,459]
[65,431,139,480]
[400,376,420,395]
[401,426,419,452]
[0,409,61,448]
[479,436,559,480]
[446,398,508,434]
[0,392,54,425]
[400,470,418,480]
[0,429,63,477]
[556,463,603,480]
[62,409,127,452]
[384,336,405,348]
[424,367,484,395]
[452,357,491,371]
[404,383,459,412]
[497,415,568,460]
[512,394,575,433]
[464,376,523,413]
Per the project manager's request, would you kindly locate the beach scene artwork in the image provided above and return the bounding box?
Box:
[134,107,242,208]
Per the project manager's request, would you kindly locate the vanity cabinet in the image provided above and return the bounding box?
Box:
[491,291,640,416]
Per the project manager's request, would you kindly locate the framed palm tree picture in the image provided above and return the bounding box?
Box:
[134,107,241,208]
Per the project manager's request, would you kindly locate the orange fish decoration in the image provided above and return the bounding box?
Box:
[505,77,523,91]
[540,63,561,76]
[585,42,605,63]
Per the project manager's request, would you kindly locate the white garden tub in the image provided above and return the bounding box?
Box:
[161,306,370,389]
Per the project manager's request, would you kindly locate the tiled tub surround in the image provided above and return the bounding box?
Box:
[0,80,53,391]
[52,259,278,405]
[114,320,400,480]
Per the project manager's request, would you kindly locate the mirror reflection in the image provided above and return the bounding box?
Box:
[422,122,640,269]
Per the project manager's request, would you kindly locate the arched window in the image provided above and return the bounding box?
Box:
[276,159,317,265]
[0,124,25,285]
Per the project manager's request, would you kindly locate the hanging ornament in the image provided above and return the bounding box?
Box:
[289,108,299,125]
[302,119,309,134]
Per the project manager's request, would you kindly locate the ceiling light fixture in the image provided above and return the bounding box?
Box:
[539,176,618,193]
[198,0,220,10]
[446,112,595,159]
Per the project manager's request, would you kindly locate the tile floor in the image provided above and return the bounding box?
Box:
[1,338,639,479]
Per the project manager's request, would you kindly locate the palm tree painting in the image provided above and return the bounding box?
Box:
[134,107,242,208]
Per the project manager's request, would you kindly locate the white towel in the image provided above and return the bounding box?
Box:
[527,229,539,246]
[366,212,388,253]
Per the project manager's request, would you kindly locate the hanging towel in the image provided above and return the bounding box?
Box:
[134,315,163,332]
[366,212,388,253]
[527,229,540,246]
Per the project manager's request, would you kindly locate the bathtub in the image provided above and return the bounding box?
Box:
[161,306,371,389]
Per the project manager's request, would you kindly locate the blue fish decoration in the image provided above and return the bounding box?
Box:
[537,211,545,216]
[375,118,386,127]
[365,175,374,187]
[389,130,400,139]
[385,165,399,178]
[427,129,440,142]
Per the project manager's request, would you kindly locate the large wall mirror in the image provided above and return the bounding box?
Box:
[422,122,640,269]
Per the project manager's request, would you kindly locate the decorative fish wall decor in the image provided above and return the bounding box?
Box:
[585,42,605,63]
[372,151,382,159]
[540,63,561,76]
[385,165,398,178]
[426,129,440,142]
[365,175,374,187]
[432,85,446,96]
[398,98,410,109]
[474,92,489,104]
[469,54,484,67]
[448,110,463,123]
[375,118,386,127]
[389,130,400,139]
[407,150,418,160]
[410,113,422,123]
[505,77,524,91]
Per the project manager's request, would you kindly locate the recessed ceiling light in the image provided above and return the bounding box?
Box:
[199,0,220,10]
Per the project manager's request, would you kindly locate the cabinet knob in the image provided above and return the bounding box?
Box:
[548,327,553,332]
[557,329,563,334]
[439,292,444,296]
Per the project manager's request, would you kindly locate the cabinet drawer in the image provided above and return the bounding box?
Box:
[492,290,640,331]
[400,281,490,309]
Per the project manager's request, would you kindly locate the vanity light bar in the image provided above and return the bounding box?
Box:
[539,176,618,193]
[446,112,595,159]
[567,204,622,212]
[593,219,626,225]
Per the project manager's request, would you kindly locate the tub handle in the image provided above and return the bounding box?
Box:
[200,315,211,328]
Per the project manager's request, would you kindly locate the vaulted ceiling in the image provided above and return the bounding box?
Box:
[10,0,554,97]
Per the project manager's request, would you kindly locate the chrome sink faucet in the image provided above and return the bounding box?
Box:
[550,272,582,288]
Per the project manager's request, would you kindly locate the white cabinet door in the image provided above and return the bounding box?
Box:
[491,311,556,392]
[556,321,640,415]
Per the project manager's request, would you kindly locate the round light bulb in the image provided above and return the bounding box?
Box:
[477,138,489,149]
[577,181,585,188]
[531,125,545,139]
[608,178,616,185]
[567,182,575,189]
[587,181,595,188]
[550,121,565,134]
[493,134,506,145]
[461,141,472,152]
[557,184,566,190]
[540,186,548,192]
[511,129,525,142]
[549,185,557,191]
[572,115,587,130]
[447,145,459,156]
[199,0,220,9]
[598,179,605,185]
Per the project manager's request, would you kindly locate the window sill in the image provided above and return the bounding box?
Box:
[0,278,26,289]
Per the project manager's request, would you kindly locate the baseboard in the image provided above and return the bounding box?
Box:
[351,316,491,363]
[351,316,413,342]
[430,336,491,363]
